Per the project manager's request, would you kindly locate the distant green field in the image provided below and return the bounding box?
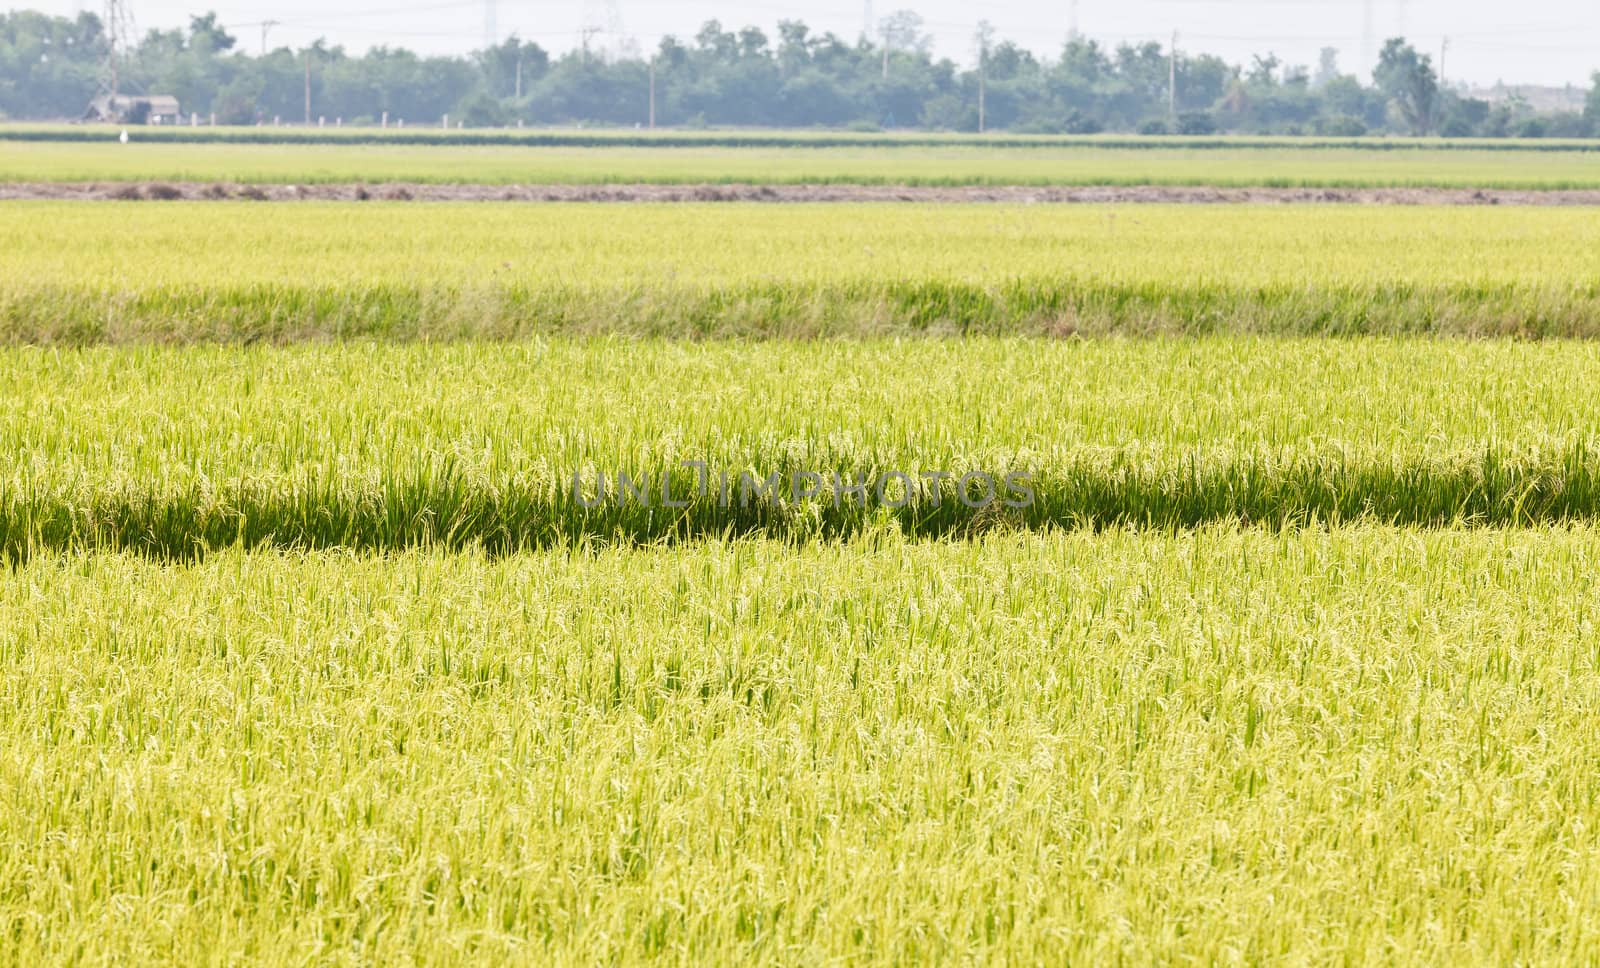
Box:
[5,123,1600,150]
[4,202,1600,342]
[6,137,1600,188]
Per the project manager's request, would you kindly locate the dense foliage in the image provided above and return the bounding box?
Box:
[2,8,1596,135]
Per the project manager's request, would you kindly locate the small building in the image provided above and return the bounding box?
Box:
[85,95,183,125]
[1465,84,1589,114]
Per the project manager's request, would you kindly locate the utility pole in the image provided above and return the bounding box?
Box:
[260,19,279,56]
[978,47,986,133]
[515,52,523,99]
[303,48,311,125]
[1439,36,1448,89]
[648,57,656,128]
[978,67,985,133]
[1168,31,1178,128]
[974,21,992,134]
[882,26,889,79]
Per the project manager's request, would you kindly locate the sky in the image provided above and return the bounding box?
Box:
[33,0,1600,88]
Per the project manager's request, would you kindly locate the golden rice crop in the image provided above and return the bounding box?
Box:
[3,202,1600,342]
[3,527,1600,963]
[7,182,1600,965]
[7,139,1600,188]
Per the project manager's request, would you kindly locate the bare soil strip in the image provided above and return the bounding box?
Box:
[7,182,1600,205]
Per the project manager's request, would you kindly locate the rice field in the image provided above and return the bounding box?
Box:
[2,338,1600,559]
[6,528,1600,963]
[11,123,1600,148]
[6,137,1600,188]
[6,202,1600,341]
[9,167,1600,962]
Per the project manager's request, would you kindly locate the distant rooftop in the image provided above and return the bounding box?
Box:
[1465,84,1589,113]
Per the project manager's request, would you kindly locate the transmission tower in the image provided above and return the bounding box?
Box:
[580,0,633,60]
[94,0,135,103]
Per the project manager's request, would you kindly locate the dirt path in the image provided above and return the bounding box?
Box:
[7,181,1600,205]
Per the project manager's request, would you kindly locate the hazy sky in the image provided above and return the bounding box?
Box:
[33,0,1600,88]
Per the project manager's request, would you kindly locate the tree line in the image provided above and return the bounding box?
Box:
[3,8,1599,136]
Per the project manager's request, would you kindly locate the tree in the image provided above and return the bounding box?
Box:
[1248,53,1280,86]
[737,27,769,59]
[475,36,548,100]
[1178,53,1231,112]
[0,9,1587,136]
[775,20,810,75]
[186,12,234,53]
[779,69,855,125]
[694,21,736,61]
[1102,42,1167,127]
[1586,72,1600,136]
[879,11,930,56]
[1313,47,1339,88]
[453,89,506,126]
[1373,38,1438,134]
[921,92,975,130]
[0,11,106,118]
[1437,93,1490,137]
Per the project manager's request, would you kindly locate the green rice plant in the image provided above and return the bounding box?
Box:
[4,122,1600,153]
[3,527,1600,963]
[12,121,1600,968]
[2,338,1600,555]
[10,138,1600,187]
[5,202,1600,342]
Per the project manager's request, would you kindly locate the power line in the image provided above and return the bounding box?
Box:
[226,0,485,30]
[580,0,631,59]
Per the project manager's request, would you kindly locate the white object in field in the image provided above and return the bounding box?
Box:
[119,129,129,144]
